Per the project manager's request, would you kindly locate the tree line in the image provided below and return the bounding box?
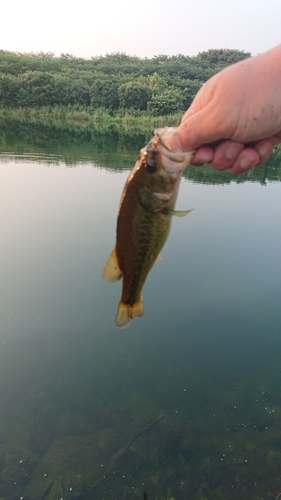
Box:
[0,49,251,115]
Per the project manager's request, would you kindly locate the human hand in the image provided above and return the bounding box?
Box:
[171,45,281,174]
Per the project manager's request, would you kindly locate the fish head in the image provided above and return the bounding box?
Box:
[135,153,178,214]
[139,145,178,203]
[137,128,194,212]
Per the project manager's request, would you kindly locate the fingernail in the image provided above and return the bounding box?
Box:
[193,151,214,165]
[256,143,272,157]
[225,144,242,159]
[239,157,255,169]
[170,134,182,151]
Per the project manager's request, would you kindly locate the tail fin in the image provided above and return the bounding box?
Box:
[115,298,144,328]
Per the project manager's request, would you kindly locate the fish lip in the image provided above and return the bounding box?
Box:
[142,129,194,174]
[157,142,191,165]
[160,160,184,174]
[154,128,195,170]
[156,130,182,160]
[155,129,172,150]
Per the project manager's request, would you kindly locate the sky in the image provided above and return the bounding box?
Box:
[1,0,280,59]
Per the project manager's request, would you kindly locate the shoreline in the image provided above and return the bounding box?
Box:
[0,106,182,134]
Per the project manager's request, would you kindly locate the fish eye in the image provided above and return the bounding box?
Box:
[146,160,157,173]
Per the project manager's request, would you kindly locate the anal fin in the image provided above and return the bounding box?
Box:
[103,248,122,282]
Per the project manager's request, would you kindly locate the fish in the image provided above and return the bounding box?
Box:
[40,478,55,500]
[103,127,194,328]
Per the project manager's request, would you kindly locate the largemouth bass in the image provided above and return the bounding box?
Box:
[103,127,194,328]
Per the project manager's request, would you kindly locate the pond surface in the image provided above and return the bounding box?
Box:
[0,122,281,500]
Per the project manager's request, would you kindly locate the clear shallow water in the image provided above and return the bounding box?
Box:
[0,125,281,500]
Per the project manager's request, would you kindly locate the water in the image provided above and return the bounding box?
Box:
[0,122,281,500]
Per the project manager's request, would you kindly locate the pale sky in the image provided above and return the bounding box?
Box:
[1,0,280,59]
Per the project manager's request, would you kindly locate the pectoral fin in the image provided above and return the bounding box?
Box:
[103,248,123,282]
[166,208,193,217]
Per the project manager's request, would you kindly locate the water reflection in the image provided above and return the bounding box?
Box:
[0,119,147,170]
[1,119,281,182]
[0,122,281,499]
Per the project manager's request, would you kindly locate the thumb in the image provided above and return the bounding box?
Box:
[171,102,227,151]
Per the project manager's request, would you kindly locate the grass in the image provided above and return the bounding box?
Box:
[0,106,183,133]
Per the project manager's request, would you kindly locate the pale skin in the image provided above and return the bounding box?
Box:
[170,45,281,174]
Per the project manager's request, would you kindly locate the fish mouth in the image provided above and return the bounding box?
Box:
[155,128,195,172]
[156,130,186,162]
